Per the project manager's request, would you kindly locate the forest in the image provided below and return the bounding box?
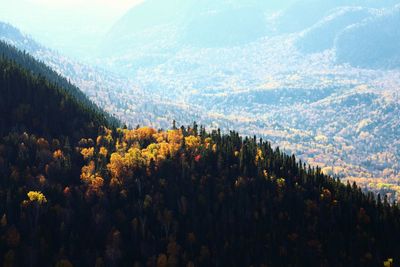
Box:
[0,43,399,267]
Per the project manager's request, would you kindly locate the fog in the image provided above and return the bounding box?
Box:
[1,0,398,59]
[0,0,143,58]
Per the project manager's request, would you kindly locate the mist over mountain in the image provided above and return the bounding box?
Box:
[294,3,400,69]
[0,22,41,52]
[276,0,398,33]
[99,0,276,70]
[295,7,374,54]
[335,5,400,69]
[99,0,400,75]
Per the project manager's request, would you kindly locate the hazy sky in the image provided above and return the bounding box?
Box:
[25,0,142,12]
[0,0,144,58]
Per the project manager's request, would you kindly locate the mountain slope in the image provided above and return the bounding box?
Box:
[0,41,117,126]
[276,0,398,34]
[102,0,271,49]
[99,0,271,71]
[0,42,116,140]
[296,7,373,54]
[335,5,400,69]
[0,22,41,52]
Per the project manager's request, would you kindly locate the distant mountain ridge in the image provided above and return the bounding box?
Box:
[335,4,400,69]
[296,7,374,54]
[99,0,272,72]
[100,0,400,73]
[294,4,400,69]
[275,0,398,33]
[102,0,275,49]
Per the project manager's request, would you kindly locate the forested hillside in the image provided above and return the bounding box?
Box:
[0,41,118,130]
[0,45,399,266]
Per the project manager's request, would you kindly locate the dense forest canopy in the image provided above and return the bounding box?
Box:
[0,39,399,267]
[1,124,399,266]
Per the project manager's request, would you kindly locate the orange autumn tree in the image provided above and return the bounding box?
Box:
[108,147,144,186]
[80,160,104,197]
[80,147,94,160]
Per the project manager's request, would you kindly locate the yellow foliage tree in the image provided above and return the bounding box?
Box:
[124,148,145,168]
[185,135,200,150]
[107,148,144,186]
[255,148,264,164]
[86,175,105,197]
[80,161,96,184]
[136,127,157,141]
[80,147,94,160]
[27,191,47,204]
[167,129,183,144]
[80,161,104,196]
[123,127,157,144]
[99,147,108,158]
[384,258,394,267]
